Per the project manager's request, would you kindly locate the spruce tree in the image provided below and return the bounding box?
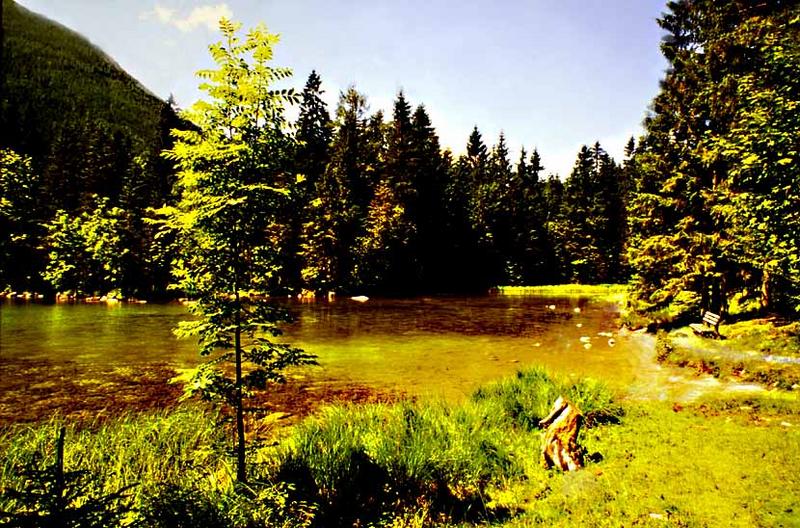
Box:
[627,0,800,314]
[302,86,370,291]
[286,70,332,292]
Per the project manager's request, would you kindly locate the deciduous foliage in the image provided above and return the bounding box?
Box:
[0,149,44,291]
[42,196,130,297]
[151,19,316,483]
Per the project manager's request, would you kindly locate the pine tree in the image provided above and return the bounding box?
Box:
[296,70,332,184]
[459,126,496,287]
[555,143,624,284]
[410,104,449,290]
[285,70,332,292]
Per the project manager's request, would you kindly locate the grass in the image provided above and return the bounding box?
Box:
[723,318,800,357]
[472,367,622,430]
[0,367,615,527]
[657,318,800,390]
[495,284,628,303]
[268,366,616,525]
[3,367,800,526]
[0,406,231,501]
[485,393,800,527]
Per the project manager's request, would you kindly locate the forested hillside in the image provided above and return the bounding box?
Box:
[0,0,183,296]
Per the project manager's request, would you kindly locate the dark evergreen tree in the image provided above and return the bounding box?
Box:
[628,0,800,314]
[285,71,332,292]
[301,86,370,292]
[554,143,624,284]
[355,92,417,292]
[410,104,449,290]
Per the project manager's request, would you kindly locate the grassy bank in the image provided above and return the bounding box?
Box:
[0,368,616,527]
[3,365,800,526]
[657,318,800,390]
[488,393,800,527]
[495,284,628,303]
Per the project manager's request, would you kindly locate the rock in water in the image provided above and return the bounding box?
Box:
[539,396,584,471]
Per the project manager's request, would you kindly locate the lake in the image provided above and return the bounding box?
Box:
[0,294,660,424]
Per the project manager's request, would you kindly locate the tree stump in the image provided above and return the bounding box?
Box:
[539,396,584,471]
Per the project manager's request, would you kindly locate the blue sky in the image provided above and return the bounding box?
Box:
[18,0,668,177]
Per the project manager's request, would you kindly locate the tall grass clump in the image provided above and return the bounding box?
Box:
[0,407,313,527]
[472,366,622,429]
[272,401,524,526]
[0,406,233,526]
[0,406,230,504]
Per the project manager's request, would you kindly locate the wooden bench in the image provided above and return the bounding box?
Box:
[689,311,721,338]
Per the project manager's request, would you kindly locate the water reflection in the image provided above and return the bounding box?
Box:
[1,295,638,408]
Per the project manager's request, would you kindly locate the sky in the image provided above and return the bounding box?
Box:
[17,0,669,178]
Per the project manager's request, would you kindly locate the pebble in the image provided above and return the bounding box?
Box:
[574,307,581,313]
[608,338,616,347]
[576,323,583,328]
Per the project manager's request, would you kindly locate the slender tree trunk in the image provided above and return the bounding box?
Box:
[761,269,771,310]
[234,293,246,483]
[55,426,67,526]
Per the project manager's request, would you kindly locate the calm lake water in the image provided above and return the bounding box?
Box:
[0,294,663,422]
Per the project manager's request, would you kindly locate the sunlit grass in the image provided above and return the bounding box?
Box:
[659,321,800,389]
[268,366,617,525]
[495,284,628,303]
[3,368,800,527]
[0,406,232,503]
[486,394,800,527]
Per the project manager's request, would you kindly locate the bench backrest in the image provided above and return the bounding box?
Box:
[703,311,721,327]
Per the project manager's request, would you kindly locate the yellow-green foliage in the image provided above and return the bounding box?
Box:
[496,284,628,303]
[660,320,800,389]
[0,407,231,503]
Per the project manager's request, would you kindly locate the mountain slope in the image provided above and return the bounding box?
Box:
[0,0,173,163]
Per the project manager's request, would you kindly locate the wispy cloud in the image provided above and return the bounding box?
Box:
[140,3,233,33]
